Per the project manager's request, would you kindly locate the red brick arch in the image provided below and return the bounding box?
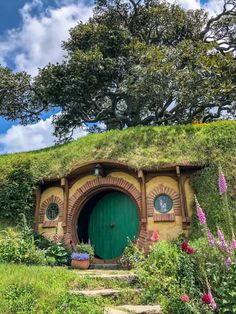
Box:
[39,195,64,225]
[64,176,142,252]
[147,184,181,222]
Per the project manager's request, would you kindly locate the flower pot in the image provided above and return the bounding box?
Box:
[71,259,90,270]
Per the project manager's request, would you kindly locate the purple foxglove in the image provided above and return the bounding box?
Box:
[225,256,231,270]
[207,230,215,247]
[231,238,236,249]
[208,291,217,311]
[218,169,227,194]
[195,196,206,225]
[217,228,228,251]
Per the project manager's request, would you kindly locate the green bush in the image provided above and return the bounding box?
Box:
[75,243,94,260]
[136,241,180,307]
[0,161,35,224]
[120,240,144,269]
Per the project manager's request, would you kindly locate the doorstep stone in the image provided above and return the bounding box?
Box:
[104,308,128,314]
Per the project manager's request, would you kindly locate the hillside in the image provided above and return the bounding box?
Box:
[0,121,235,234]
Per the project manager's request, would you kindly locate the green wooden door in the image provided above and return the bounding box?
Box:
[88,191,139,260]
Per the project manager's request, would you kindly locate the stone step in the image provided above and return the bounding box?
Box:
[104,305,161,314]
[90,263,123,270]
[70,289,121,297]
[76,272,137,283]
[70,288,142,298]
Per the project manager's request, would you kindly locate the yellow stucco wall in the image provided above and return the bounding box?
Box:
[109,172,140,191]
[146,176,183,240]
[69,175,96,197]
[38,222,64,239]
[40,187,64,207]
[39,187,64,238]
[184,178,194,217]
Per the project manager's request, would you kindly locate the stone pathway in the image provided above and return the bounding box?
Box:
[71,269,161,313]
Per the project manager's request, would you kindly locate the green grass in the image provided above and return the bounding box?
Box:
[0,264,139,314]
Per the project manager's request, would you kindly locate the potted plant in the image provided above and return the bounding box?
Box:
[71,243,94,269]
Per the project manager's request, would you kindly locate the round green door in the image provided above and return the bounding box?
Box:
[88,191,139,260]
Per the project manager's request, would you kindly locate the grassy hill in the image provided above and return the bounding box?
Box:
[0,121,235,234]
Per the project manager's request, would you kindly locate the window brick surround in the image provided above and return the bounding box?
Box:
[39,195,64,226]
[147,184,181,221]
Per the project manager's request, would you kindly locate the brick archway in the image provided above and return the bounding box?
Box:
[64,176,144,254]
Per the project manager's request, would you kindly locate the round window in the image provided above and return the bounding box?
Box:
[46,203,59,220]
[154,194,173,213]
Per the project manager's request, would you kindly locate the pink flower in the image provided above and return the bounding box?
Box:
[181,240,188,252]
[151,230,160,242]
[225,256,231,270]
[180,294,190,302]
[208,290,217,311]
[195,196,206,225]
[217,228,227,251]
[186,246,194,255]
[202,293,212,304]
[207,230,215,247]
[218,169,227,194]
[231,238,236,249]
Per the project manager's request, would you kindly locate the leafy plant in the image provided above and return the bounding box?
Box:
[75,243,94,260]
[120,240,144,269]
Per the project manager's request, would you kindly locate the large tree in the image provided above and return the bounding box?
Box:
[0,0,235,141]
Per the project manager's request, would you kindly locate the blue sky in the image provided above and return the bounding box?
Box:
[0,0,222,154]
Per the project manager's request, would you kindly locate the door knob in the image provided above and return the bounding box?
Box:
[109,223,115,228]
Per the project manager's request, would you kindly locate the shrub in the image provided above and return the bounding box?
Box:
[136,241,180,306]
[120,240,144,269]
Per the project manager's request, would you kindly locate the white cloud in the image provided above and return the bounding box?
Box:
[0,115,88,154]
[166,0,201,10]
[0,0,93,75]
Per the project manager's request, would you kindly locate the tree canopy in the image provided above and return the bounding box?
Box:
[0,0,235,141]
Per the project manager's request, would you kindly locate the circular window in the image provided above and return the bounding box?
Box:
[46,203,59,220]
[154,194,173,213]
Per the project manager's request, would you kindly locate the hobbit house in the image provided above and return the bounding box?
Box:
[34,160,200,263]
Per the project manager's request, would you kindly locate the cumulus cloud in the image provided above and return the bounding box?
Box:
[0,115,88,154]
[0,0,93,75]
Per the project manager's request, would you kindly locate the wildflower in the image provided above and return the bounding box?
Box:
[202,293,212,304]
[63,303,68,309]
[225,256,231,270]
[151,230,160,242]
[218,168,227,194]
[195,196,206,225]
[217,228,227,251]
[231,238,236,249]
[208,291,217,311]
[181,240,189,252]
[207,230,215,247]
[186,246,194,255]
[180,294,190,302]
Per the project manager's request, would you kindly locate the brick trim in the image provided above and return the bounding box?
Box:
[147,184,181,220]
[39,195,64,224]
[64,176,143,251]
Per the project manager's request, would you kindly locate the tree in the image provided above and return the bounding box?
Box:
[0,0,235,141]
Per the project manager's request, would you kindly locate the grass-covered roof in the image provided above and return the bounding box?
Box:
[0,120,235,181]
[0,120,235,235]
